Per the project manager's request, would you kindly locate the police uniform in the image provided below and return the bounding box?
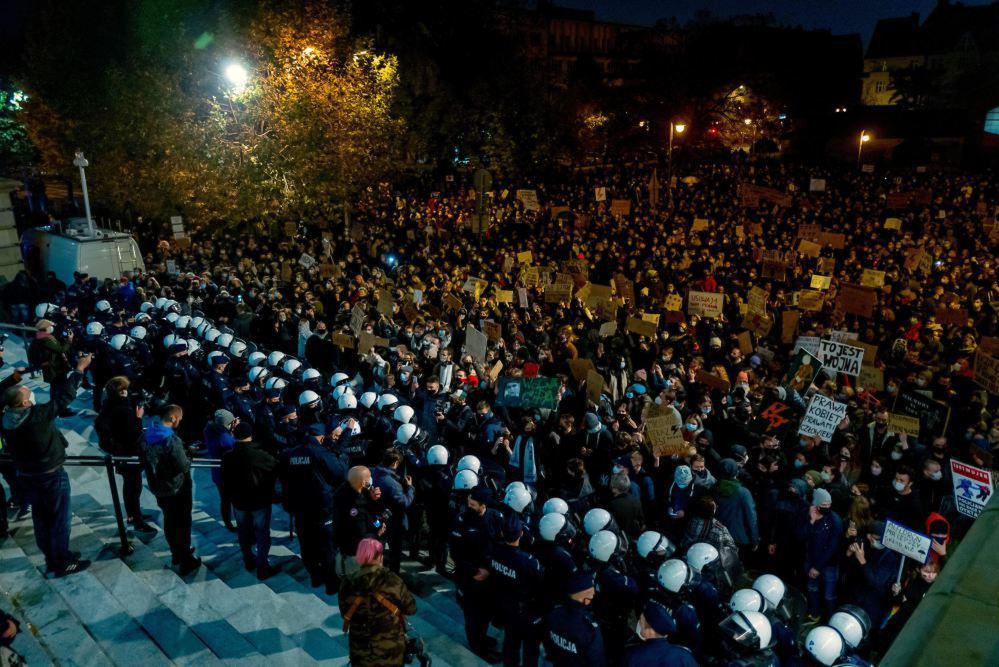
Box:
[535,540,578,606]
[419,462,453,573]
[544,600,606,667]
[647,590,703,654]
[489,521,544,667]
[449,498,503,657]
[205,367,232,411]
[593,562,640,663]
[621,638,699,667]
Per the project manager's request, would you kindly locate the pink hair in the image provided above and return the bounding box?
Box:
[355,538,384,566]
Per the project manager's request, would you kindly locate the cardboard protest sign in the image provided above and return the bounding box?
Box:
[737,331,754,355]
[665,294,683,311]
[586,369,605,403]
[837,284,877,318]
[598,321,617,337]
[610,199,632,216]
[358,332,389,353]
[735,225,745,239]
[950,460,994,518]
[517,189,540,211]
[819,232,846,249]
[517,251,533,265]
[462,277,488,298]
[798,290,824,312]
[799,394,848,442]
[781,310,800,344]
[882,520,932,564]
[544,283,572,304]
[401,302,420,323]
[377,291,394,317]
[860,269,886,288]
[349,304,367,336]
[810,275,832,290]
[517,287,529,309]
[627,317,657,338]
[298,253,317,269]
[888,413,921,437]
[809,178,826,192]
[935,307,968,326]
[594,187,607,202]
[798,223,822,242]
[644,406,687,457]
[794,336,821,357]
[747,287,768,314]
[797,240,822,258]
[613,275,635,304]
[465,324,488,364]
[568,358,595,383]
[691,218,710,232]
[884,217,902,230]
[858,366,884,391]
[641,312,660,326]
[696,369,731,393]
[488,360,504,382]
[496,290,514,304]
[483,320,502,342]
[330,332,354,349]
[856,341,878,366]
[817,257,836,275]
[783,349,822,393]
[893,391,951,439]
[743,312,773,338]
[751,400,795,436]
[972,349,999,394]
[443,293,463,312]
[687,291,724,318]
[819,339,864,377]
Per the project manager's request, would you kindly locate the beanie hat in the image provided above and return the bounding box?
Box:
[719,458,740,480]
[584,412,602,433]
[804,470,823,487]
[811,488,833,507]
[232,422,253,440]
[213,409,235,429]
[674,465,693,488]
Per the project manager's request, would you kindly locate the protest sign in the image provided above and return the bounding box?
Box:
[613,275,635,303]
[443,293,463,312]
[495,377,523,407]
[810,275,832,290]
[737,331,754,355]
[349,304,367,336]
[783,349,821,393]
[838,284,877,318]
[882,520,932,564]
[358,332,389,353]
[465,325,488,364]
[884,217,902,230]
[165,259,178,274]
[517,287,529,309]
[568,358,595,383]
[972,349,999,394]
[696,369,731,393]
[781,310,800,344]
[799,394,848,442]
[586,369,605,403]
[828,329,859,343]
[283,221,297,237]
[747,286,768,314]
[517,250,533,264]
[809,178,826,192]
[641,312,660,326]
[462,277,488,298]
[798,290,824,312]
[751,400,795,436]
[626,317,657,338]
[687,291,724,318]
[691,218,709,232]
[483,320,502,342]
[797,240,822,258]
[950,460,995,518]
[401,302,419,323]
[817,257,836,275]
[496,290,514,304]
[860,269,886,288]
[858,366,884,391]
[544,283,572,304]
[376,291,394,316]
[893,391,950,439]
[819,232,846,249]
[598,321,617,337]
[798,223,822,242]
[665,294,683,311]
[794,336,821,357]
[610,199,632,216]
[517,189,540,211]
[857,341,878,366]
[488,361,504,382]
[819,339,864,377]
[888,413,921,437]
[743,312,773,338]
[330,332,354,349]
[646,407,688,457]
[594,186,607,202]
[298,253,317,269]
[522,377,560,409]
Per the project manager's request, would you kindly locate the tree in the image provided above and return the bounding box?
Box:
[889,65,941,109]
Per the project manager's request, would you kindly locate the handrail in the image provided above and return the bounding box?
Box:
[0,453,223,557]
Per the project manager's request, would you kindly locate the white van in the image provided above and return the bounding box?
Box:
[20,218,145,285]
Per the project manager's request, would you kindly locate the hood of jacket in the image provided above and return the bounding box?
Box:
[715,478,742,498]
[2,406,30,431]
[144,422,175,446]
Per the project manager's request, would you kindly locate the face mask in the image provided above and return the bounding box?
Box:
[702,407,711,415]
[634,621,645,640]
[871,465,882,476]
[890,451,903,461]
[685,423,698,432]
[916,378,927,387]
[887,385,898,395]
[820,471,832,482]
[794,460,805,468]
[799,439,809,449]
[620,362,626,369]
[626,392,634,399]
[693,469,707,478]
[893,480,906,493]
[817,506,831,515]
[26,390,36,406]
[929,471,942,481]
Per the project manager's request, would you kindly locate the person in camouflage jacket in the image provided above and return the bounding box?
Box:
[338,538,417,667]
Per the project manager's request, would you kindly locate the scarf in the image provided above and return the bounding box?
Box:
[439,362,453,391]
[510,434,537,485]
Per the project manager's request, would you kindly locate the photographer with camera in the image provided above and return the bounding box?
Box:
[95,376,155,534]
[339,538,418,667]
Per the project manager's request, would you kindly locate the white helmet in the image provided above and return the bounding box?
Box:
[302,368,322,383]
[185,339,201,355]
[396,423,419,445]
[721,611,772,651]
[139,301,155,313]
[332,385,354,402]
[205,328,222,343]
[804,626,845,666]
[282,358,302,375]
[454,469,479,490]
[129,325,147,340]
[95,300,112,313]
[165,312,180,324]
[828,606,871,649]
[134,312,151,324]
[249,366,270,383]
[196,321,212,338]
[685,542,720,573]
[110,334,131,350]
[163,333,178,348]
[154,297,167,310]
[189,316,205,330]
[216,332,234,349]
[426,445,449,466]
[175,315,191,330]
[583,508,611,536]
[393,405,415,424]
[657,559,693,593]
[752,574,786,609]
[330,372,351,387]
[542,497,569,516]
[359,392,378,409]
[338,393,358,411]
[376,393,399,410]
[588,530,618,563]
[163,300,180,313]
[86,321,105,336]
[229,340,248,358]
[506,481,527,495]
[208,350,229,367]
[265,377,287,391]
[636,531,675,560]
[456,455,481,475]
[730,589,767,613]
[504,486,532,513]
[267,351,286,367]
[35,303,59,318]
[539,513,568,542]
[298,390,322,409]
[247,351,267,367]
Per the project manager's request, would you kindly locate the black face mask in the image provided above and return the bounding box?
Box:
[817,506,831,515]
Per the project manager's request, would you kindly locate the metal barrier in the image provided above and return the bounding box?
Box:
[0,453,220,558]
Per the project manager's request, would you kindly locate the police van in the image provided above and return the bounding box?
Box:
[20,218,145,284]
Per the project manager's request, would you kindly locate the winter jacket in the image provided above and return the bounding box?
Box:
[95,393,143,456]
[220,441,277,511]
[338,564,416,667]
[714,479,759,546]
[372,466,415,531]
[141,422,191,497]
[795,508,843,570]
[1,372,83,474]
[204,423,235,485]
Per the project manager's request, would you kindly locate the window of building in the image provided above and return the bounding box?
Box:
[985,107,999,135]
[876,80,887,94]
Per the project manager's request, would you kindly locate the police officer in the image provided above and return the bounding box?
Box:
[278,423,347,594]
[544,571,606,667]
[536,512,579,605]
[205,352,232,411]
[622,601,699,667]
[253,386,283,453]
[717,610,778,667]
[589,530,639,664]
[653,559,704,653]
[631,531,676,599]
[272,404,301,451]
[420,445,453,575]
[730,583,798,664]
[489,514,544,667]
[450,485,503,662]
[227,375,257,427]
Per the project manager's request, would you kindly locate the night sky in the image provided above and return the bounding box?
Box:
[559,0,995,43]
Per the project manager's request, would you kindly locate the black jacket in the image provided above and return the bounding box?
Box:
[95,393,143,456]
[221,440,278,511]
[332,482,385,556]
[1,372,83,474]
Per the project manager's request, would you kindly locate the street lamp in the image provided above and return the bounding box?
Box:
[72,150,96,237]
[224,62,249,92]
[668,121,686,206]
[857,130,871,168]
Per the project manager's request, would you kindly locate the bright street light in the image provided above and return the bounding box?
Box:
[857,130,872,167]
[674,123,686,134]
[224,63,249,90]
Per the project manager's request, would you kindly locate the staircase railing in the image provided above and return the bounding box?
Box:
[0,453,220,558]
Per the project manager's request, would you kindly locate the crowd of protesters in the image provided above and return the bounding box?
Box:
[1,155,998,666]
